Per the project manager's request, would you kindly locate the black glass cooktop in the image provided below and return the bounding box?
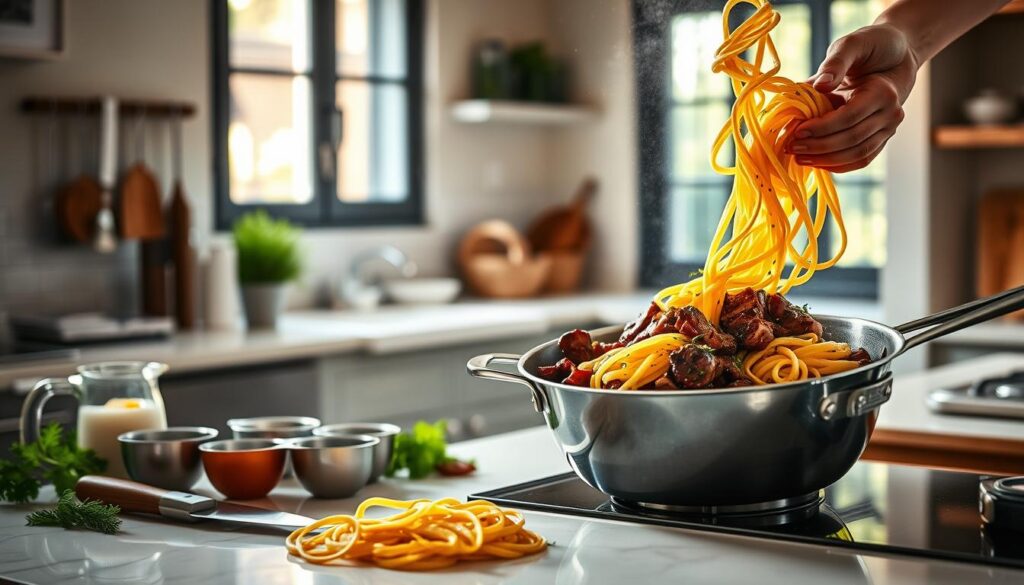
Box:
[472,461,1024,570]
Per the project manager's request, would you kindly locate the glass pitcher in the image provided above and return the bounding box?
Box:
[20,362,169,479]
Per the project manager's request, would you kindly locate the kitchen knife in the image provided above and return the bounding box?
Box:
[75,475,315,530]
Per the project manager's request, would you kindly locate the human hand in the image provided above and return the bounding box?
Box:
[787,24,920,173]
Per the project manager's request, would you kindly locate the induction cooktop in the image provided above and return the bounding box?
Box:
[472,460,1024,570]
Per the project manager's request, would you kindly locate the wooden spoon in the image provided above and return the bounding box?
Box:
[56,114,103,243]
[526,177,597,252]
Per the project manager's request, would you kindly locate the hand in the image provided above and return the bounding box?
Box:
[787,24,920,173]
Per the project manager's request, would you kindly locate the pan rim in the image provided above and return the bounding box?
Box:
[518,315,904,397]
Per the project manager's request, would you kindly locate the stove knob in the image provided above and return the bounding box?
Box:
[979,477,1024,532]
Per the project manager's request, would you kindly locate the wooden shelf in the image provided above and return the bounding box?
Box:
[933,124,1024,149]
[450,100,595,126]
[998,0,1024,15]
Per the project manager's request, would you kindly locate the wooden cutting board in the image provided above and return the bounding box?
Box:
[977,190,1024,320]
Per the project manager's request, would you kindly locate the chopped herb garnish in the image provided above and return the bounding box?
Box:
[26,490,121,535]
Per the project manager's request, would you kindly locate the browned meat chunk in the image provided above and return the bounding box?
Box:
[847,348,871,365]
[766,294,823,337]
[720,288,776,350]
[562,366,593,387]
[620,302,661,344]
[559,329,594,364]
[669,344,726,389]
[592,340,624,356]
[653,375,680,391]
[537,358,574,381]
[712,356,752,388]
[629,305,738,355]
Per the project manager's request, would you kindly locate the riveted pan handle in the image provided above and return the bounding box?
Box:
[467,353,549,414]
[895,285,1024,355]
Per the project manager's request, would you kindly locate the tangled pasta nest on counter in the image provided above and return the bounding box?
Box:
[286,497,547,571]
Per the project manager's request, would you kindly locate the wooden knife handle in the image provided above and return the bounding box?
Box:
[76,475,168,515]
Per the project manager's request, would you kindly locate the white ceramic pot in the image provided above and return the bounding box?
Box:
[241,284,287,329]
[964,89,1017,125]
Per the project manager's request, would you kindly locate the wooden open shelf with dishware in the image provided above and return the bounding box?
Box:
[932,125,1024,149]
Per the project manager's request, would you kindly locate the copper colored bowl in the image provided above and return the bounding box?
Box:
[199,439,286,500]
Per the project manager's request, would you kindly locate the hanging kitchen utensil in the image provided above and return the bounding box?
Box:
[122,109,168,316]
[56,106,103,243]
[120,109,164,240]
[95,96,118,253]
[526,177,596,252]
[168,108,195,329]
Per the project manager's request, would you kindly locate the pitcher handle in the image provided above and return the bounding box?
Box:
[20,378,78,444]
[467,353,549,414]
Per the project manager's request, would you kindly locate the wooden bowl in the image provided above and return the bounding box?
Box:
[463,254,552,298]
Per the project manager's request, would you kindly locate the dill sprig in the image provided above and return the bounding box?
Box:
[26,490,121,535]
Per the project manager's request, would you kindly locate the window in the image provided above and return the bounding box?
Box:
[635,0,886,298]
[213,0,424,229]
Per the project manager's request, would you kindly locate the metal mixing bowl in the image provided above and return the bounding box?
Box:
[313,423,400,482]
[226,416,321,478]
[118,427,219,491]
[287,435,379,499]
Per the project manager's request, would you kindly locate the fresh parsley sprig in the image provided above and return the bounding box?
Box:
[26,489,121,535]
[0,423,106,503]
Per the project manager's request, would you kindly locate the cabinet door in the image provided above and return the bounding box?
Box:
[161,360,320,437]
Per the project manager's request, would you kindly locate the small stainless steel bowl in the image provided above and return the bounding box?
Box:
[227,416,320,478]
[313,423,401,482]
[287,435,379,499]
[119,427,219,491]
[226,416,321,439]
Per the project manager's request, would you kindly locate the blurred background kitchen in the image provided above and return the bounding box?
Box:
[1,0,1023,452]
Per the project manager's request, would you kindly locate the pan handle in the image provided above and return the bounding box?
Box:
[467,353,549,414]
[895,285,1024,354]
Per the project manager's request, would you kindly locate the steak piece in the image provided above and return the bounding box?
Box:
[653,375,680,391]
[766,293,823,337]
[847,348,871,365]
[620,302,662,344]
[669,344,726,389]
[630,305,738,355]
[721,288,775,350]
[559,329,594,364]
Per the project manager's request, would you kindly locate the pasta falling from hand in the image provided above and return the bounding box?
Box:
[538,0,871,391]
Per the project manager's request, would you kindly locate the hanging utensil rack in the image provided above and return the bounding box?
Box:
[21,97,197,118]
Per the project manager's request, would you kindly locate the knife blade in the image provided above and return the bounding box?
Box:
[76,475,315,531]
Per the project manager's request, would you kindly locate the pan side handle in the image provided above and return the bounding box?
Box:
[467,353,549,414]
[894,285,1024,355]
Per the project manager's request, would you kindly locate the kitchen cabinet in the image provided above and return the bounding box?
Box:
[160,360,321,438]
[317,331,559,440]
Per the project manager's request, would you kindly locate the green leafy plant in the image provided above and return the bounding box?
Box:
[0,423,106,503]
[26,489,121,535]
[233,210,302,284]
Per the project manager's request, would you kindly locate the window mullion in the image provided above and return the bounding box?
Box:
[313,0,338,222]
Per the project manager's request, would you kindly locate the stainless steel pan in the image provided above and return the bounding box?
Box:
[468,286,1024,510]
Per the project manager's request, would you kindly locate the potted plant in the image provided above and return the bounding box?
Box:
[233,210,302,329]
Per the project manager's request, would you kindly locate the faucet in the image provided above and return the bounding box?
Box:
[339,246,418,309]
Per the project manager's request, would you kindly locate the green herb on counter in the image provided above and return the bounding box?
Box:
[26,490,121,535]
[0,423,106,503]
[385,420,476,479]
[233,210,302,284]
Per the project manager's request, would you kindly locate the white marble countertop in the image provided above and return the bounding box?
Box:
[0,426,1020,584]
[876,352,1024,439]
[0,292,882,389]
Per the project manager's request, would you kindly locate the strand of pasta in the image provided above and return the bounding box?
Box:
[286,498,547,571]
[742,333,862,384]
[654,0,846,325]
[580,333,689,390]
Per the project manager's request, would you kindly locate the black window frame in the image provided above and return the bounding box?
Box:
[212,0,425,230]
[634,0,880,299]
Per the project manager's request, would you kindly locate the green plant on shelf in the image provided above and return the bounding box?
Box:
[233,210,302,284]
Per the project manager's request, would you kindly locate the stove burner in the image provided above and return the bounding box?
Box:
[606,491,824,527]
[972,371,1024,399]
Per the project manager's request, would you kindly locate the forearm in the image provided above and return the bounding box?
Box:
[876,0,1012,65]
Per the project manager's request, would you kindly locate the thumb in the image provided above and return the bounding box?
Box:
[812,37,858,93]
